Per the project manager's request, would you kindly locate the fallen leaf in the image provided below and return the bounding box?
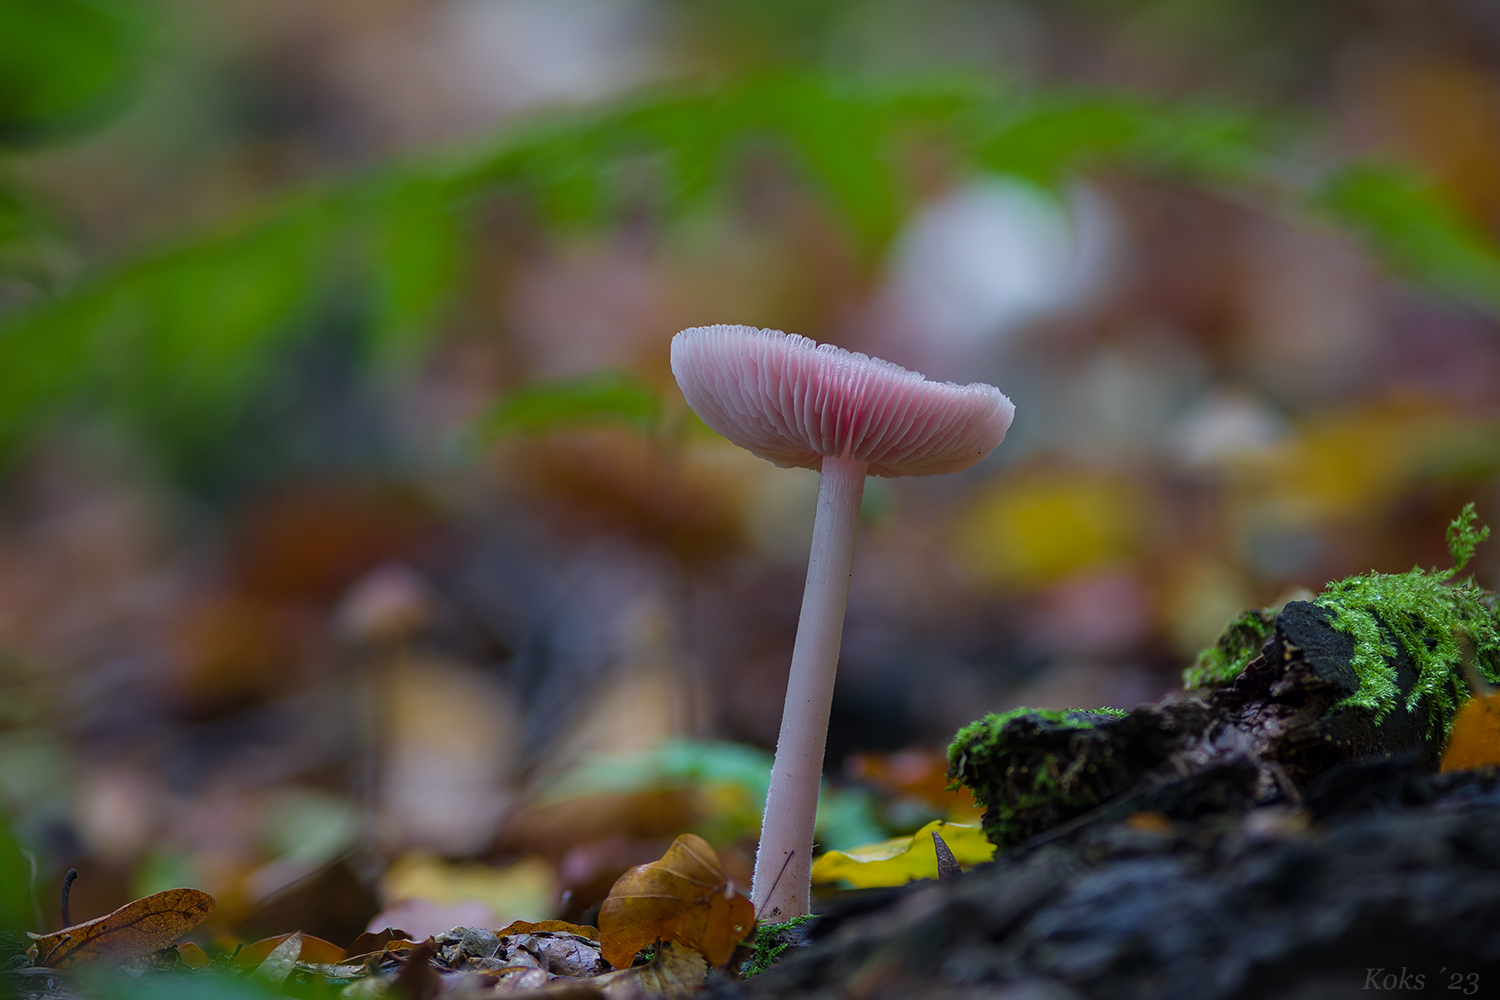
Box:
[593,939,708,998]
[502,932,608,978]
[379,852,556,931]
[252,932,301,985]
[341,936,418,966]
[1441,692,1500,771]
[497,919,601,942]
[597,834,754,970]
[176,942,211,968]
[809,820,995,888]
[345,927,412,957]
[27,888,215,969]
[235,931,347,968]
[393,939,441,1000]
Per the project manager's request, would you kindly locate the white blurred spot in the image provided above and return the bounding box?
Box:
[438,0,665,118]
[1171,390,1288,467]
[882,177,1120,378]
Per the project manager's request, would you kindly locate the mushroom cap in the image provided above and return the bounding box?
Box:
[671,325,1014,477]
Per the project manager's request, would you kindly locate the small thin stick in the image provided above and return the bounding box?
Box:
[39,933,72,967]
[60,869,78,928]
[932,831,961,881]
[754,850,796,924]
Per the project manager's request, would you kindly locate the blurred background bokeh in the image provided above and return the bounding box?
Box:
[3,0,1500,947]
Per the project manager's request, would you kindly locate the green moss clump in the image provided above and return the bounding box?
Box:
[1182,607,1276,690]
[948,707,1130,847]
[948,706,1127,759]
[738,915,815,978]
[1315,504,1500,727]
[1181,505,1499,728]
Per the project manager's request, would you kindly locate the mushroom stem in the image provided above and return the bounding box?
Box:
[752,454,868,920]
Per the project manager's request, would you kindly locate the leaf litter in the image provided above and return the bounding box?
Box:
[597,833,754,971]
[8,838,758,999]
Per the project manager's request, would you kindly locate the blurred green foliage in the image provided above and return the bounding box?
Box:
[540,738,885,849]
[0,811,33,933]
[1,37,1498,487]
[85,973,288,1000]
[1317,164,1500,315]
[477,370,725,457]
[0,0,147,146]
[482,372,662,439]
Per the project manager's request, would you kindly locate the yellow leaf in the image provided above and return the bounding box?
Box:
[810,821,995,888]
[952,470,1144,589]
[379,852,556,923]
[598,833,754,970]
[1441,692,1500,771]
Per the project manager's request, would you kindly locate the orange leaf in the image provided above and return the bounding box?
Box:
[341,937,417,965]
[176,942,211,968]
[598,833,754,970]
[1441,692,1500,771]
[234,932,347,968]
[297,934,348,965]
[27,888,215,969]
[496,919,601,941]
[344,927,412,959]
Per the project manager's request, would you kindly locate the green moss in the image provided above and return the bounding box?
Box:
[1314,506,1500,728]
[1183,607,1277,690]
[1449,502,1491,572]
[739,915,816,978]
[948,706,1127,761]
[948,707,1130,847]
[1183,506,1500,729]
[949,507,1499,853]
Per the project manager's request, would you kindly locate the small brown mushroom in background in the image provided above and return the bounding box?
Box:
[671,324,1013,919]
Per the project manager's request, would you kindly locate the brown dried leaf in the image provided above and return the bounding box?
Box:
[497,919,601,942]
[27,888,215,969]
[593,940,709,998]
[597,834,754,970]
[235,931,347,968]
[341,936,418,967]
[1441,692,1500,771]
[498,932,609,979]
[394,939,441,1000]
[344,927,413,959]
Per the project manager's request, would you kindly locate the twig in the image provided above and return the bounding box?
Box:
[60,869,78,928]
[38,933,71,967]
[755,851,795,923]
[932,831,961,881]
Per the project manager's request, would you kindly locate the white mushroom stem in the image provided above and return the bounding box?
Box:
[752,454,868,920]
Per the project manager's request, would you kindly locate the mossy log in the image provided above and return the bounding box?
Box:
[723,760,1500,999]
[950,600,1451,851]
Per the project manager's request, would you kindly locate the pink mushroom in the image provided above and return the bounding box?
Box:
[671,324,1014,919]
